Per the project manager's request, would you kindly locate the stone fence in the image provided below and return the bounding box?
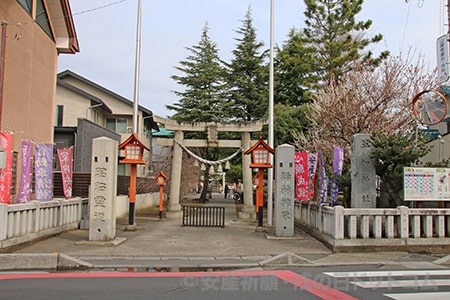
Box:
[294,200,450,253]
[0,192,162,251]
[0,198,88,250]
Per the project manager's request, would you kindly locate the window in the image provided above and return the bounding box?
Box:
[125,145,140,160]
[93,110,100,124]
[17,0,32,14]
[117,163,125,176]
[35,0,54,40]
[56,105,63,126]
[106,118,128,133]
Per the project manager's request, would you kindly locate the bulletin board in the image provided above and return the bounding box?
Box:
[404,167,450,201]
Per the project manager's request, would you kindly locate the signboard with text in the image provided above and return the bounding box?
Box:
[437,34,449,84]
[404,167,450,201]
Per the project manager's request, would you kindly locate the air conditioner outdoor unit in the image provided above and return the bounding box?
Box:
[126,126,133,133]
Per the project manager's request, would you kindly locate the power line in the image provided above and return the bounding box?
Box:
[71,0,129,17]
[400,0,412,50]
[9,0,130,27]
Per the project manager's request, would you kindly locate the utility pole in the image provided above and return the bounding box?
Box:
[0,22,7,132]
[267,0,275,226]
[132,0,142,133]
[447,0,450,41]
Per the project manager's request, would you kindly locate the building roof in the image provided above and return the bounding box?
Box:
[47,0,79,54]
[57,79,112,113]
[58,70,158,130]
[118,132,150,151]
[152,128,174,137]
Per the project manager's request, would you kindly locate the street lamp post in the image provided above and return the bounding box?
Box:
[245,136,275,228]
[118,133,149,229]
[156,170,168,219]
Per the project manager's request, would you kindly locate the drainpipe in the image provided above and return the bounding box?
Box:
[0,22,7,132]
[85,103,103,120]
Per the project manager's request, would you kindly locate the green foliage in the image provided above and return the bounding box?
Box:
[366,130,431,207]
[167,23,229,122]
[225,7,269,122]
[225,163,242,185]
[273,103,309,146]
[301,0,389,88]
[423,158,450,168]
[275,29,311,106]
[367,130,430,179]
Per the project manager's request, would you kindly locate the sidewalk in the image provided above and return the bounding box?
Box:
[7,193,450,271]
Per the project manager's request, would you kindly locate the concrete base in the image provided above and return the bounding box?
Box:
[255,227,266,232]
[265,234,304,240]
[238,205,256,219]
[123,225,137,231]
[165,210,182,218]
[75,237,127,247]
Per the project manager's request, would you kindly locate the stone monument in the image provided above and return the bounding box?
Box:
[351,134,377,208]
[89,137,118,241]
[274,144,295,237]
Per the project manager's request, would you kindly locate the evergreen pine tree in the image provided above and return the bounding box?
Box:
[167,23,228,122]
[226,7,268,122]
[167,24,227,202]
[302,0,389,88]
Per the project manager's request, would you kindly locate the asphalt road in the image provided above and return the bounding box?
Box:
[0,270,342,300]
[2,266,450,300]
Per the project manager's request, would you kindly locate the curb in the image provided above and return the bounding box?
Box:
[0,253,93,271]
[2,252,449,272]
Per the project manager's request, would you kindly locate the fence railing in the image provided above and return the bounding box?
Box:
[294,200,450,251]
[0,198,88,250]
[182,205,225,228]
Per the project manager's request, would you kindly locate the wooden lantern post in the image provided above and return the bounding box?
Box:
[156,170,168,219]
[118,133,149,228]
[244,136,275,228]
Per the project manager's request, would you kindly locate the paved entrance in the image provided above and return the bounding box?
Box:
[12,193,331,259]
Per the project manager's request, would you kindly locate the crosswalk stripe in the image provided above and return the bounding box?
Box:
[351,278,450,288]
[384,291,450,300]
[324,270,450,278]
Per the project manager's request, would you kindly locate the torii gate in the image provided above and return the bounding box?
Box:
[153,115,267,218]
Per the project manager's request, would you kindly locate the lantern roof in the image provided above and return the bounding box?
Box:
[157,170,168,179]
[244,136,275,155]
[118,132,150,151]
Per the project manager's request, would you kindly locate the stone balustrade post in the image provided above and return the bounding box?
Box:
[0,204,7,240]
[333,206,344,239]
[398,206,409,239]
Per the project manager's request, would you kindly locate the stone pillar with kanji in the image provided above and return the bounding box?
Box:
[89,137,118,241]
[274,144,295,237]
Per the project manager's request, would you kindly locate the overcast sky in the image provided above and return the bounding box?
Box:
[58,0,445,118]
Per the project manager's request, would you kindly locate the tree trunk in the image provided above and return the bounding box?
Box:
[379,176,404,208]
[199,168,210,203]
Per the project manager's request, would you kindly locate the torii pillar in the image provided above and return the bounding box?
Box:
[239,131,256,219]
[167,129,183,217]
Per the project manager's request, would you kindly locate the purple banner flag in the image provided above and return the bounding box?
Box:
[331,146,344,206]
[34,144,54,202]
[307,153,318,198]
[319,153,327,204]
[17,140,33,203]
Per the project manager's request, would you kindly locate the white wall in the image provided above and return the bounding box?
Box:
[115,192,163,218]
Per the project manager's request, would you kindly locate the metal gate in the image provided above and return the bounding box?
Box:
[182,206,225,228]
